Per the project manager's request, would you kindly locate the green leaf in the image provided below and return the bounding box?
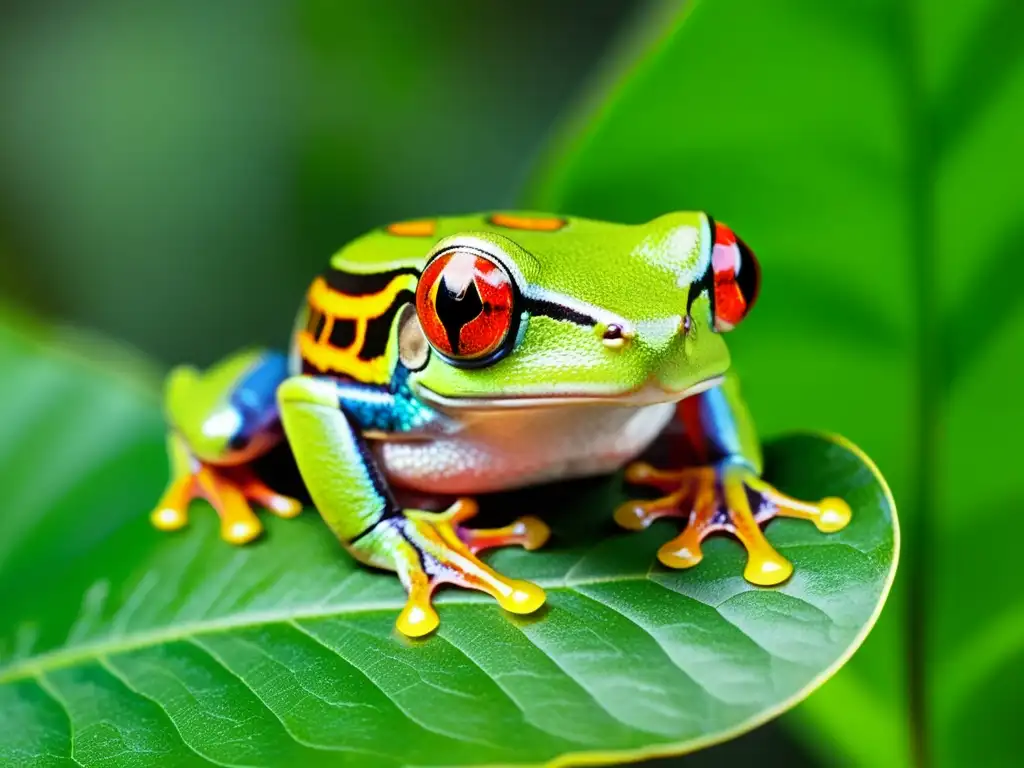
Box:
[0,316,895,765]
[528,0,1023,764]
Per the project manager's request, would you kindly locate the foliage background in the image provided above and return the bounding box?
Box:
[0,0,1019,765]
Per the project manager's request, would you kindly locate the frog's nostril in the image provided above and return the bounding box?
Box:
[600,323,633,349]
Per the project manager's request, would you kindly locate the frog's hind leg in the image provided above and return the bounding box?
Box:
[616,376,851,585]
[151,350,303,544]
[277,375,548,638]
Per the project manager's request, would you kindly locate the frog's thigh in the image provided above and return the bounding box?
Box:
[277,375,549,637]
[152,350,301,545]
[276,376,394,547]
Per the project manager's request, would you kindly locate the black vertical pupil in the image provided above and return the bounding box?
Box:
[436,271,483,355]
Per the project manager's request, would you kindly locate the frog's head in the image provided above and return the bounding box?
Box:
[400,211,759,410]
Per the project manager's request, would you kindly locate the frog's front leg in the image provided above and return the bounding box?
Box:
[151,350,303,544]
[615,376,851,585]
[277,376,548,638]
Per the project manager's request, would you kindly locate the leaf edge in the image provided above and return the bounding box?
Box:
[527,430,902,768]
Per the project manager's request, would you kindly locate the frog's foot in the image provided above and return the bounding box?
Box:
[150,464,303,545]
[361,499,550,638]
[615,460,851,586]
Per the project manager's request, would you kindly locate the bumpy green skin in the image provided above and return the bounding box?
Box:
[157,210,802,637]
[335,211,730,401]
[276,377,391,545]
[166,351,266,463]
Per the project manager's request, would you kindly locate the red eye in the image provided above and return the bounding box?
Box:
[415,248,515,363]
[712,222,760,331]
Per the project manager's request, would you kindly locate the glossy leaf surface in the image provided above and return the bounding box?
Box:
[0,317,897,766]
[530,0,1023,764]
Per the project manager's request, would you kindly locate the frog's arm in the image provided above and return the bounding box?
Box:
[277,374,548,637]
[677,372,763,473]
[150,350,303,544]
[617,371,852,585]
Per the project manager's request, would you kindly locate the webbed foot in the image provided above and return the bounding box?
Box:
[355,499,549,638]
[151,436,303,545]
[615,460,851,585]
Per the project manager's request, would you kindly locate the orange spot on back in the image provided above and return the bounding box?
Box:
[386,220,436,237]
[489,213,566,232]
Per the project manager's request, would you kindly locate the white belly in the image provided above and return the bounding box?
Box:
[376,402,675,495]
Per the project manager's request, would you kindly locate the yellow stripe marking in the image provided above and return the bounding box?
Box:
[307,275,416,319]
[301,273,418,384]
[298,331,391,384]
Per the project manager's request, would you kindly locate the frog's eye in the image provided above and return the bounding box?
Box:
[415,247,516,365]
[712,222,760,332]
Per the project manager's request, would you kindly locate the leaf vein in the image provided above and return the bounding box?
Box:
[502,602,667,739]
[96,655,245,768]
[287,619,491,750]
[186,636,398,764]
[571,586,725,711]
[32,674,86,768]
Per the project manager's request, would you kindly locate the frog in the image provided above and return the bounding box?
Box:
[150,211,852,638]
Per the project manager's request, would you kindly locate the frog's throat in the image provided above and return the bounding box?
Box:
[411,375,724,412]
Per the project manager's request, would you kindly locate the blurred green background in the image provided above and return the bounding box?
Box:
[0,0,631,366]
[1,0,1021,765]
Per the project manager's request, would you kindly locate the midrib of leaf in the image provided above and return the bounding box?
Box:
[1,561,895,768]
[0,305,897,766]
[898,1,937,766]
[0,531,888,690]
[0,573,720,686]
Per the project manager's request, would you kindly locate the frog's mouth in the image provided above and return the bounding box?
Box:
[411,375,724,412]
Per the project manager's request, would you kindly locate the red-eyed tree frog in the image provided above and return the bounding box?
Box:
[151,212,851,637]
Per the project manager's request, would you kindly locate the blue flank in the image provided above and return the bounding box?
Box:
[226,352,442,447]
[334,365,445,434]
[228,351,289,448]
[699,385,742,460]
